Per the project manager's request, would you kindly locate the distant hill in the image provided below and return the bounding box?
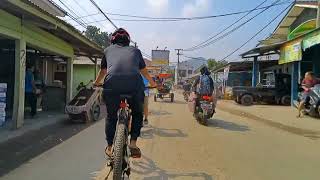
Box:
[179,57,207,72]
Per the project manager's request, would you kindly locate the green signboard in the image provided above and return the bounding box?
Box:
[303,30,320,50]
[279,39,302,64]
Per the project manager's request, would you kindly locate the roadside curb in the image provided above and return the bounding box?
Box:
[0,115,67,144]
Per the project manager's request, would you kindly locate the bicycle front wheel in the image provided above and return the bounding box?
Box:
[113,123,126,180]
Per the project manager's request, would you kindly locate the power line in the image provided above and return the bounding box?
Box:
[184,0,268,51]
[88,0,118,29]
[184,0,287,52]
[57,0,88,28]
[71,18,181,26]
[69,1,291,21]
[184,0,285,51]
[70,0,106,29]
[87,0,140,46]
[220,2,293,61]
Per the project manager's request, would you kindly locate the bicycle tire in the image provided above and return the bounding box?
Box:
[113,123,126,180]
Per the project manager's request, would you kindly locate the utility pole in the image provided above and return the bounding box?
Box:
[317,0,320,28]
[175,49,183,85]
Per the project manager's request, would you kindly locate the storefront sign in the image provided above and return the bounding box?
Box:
[152,50,170,66]
[279,39,302,64]
[302,30,320,50]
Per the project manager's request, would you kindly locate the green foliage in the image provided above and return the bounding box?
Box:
[207,58,228,71]
[85,26,110,48]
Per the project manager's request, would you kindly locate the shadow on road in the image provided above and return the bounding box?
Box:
[0,119,96,177]
[141,125,188,139]
[207,119,250,132]
[132,155,214,180]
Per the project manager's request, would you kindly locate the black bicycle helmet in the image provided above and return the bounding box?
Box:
[200,66,210,75]
[111,28,130,46]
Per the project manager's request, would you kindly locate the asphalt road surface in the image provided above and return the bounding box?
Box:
[2,93,320,180]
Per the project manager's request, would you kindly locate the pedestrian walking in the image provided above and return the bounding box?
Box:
[142,75,150,125]
[25,64,37,117]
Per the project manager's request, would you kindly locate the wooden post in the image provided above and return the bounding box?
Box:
[252,56,259,87]
[291,61,299,106]
[317,0,320,28]
[94,57,98,79]
[66,57,73,102]
[12,38,26,129]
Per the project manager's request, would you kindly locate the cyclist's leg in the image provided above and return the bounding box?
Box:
[103,94,120,147]
[128,91,144,157]
[143,95,149,123]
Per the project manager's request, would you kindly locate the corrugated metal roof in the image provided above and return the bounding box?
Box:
[27,0,67,17]
[240,42,284,58]
[260,1,318,46]
[3,0,103,57]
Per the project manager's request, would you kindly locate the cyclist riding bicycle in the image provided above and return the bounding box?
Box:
[94,28,156,158]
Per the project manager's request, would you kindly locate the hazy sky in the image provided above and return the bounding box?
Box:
[52,0,292,62]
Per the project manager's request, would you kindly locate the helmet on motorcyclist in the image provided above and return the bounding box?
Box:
[200,66,211,75]
[111,28,130,46]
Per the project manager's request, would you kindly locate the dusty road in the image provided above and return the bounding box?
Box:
[2,93,320,180]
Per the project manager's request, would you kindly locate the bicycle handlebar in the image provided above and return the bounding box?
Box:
[93,84,157,89]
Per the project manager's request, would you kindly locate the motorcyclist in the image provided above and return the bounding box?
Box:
[183,80,192,101]
[94,28,156,158]
[297,71,319,117]
[191,66,214,113]
[183,80,192,92]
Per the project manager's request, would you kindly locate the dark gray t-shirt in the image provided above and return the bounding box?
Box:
[101,44,146,93]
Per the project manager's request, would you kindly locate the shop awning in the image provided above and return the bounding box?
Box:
[240,43,284,58]
[259,1,318,46]
[302,29,320,50]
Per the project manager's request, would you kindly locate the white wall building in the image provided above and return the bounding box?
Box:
[175,57,207,84]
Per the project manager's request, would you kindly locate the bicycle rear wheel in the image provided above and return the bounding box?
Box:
[113,123,126,180]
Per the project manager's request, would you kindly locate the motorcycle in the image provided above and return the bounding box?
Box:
[183,91,190,102]
[188,93,216,125]
[299,84,320,117]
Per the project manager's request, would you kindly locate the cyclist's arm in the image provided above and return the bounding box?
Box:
[137,49,156,87]
[94,55,107,85]
[192,77,200,92]
[95,69,107,84]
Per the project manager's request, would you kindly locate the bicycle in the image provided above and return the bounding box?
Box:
[105,87,155,180]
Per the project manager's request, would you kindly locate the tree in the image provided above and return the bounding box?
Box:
[207,58,228,71]
[84,25,110,48]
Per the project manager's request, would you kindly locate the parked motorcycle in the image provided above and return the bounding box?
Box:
[299,84,320,117]
[188,93,216,125]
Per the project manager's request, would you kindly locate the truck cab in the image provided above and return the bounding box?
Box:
[232,73,291,106]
